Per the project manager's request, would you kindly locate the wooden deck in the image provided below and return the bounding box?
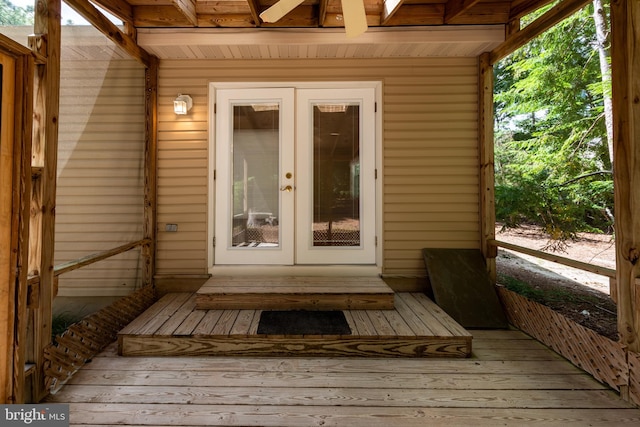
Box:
[49,329,640,426]
[195,275,396,310]
[118,292,472,358]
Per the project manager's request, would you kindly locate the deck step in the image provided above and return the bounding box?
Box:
[118,292,472,358]
[195,276,396,310]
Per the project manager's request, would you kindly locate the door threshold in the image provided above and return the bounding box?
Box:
[210,265,381,277]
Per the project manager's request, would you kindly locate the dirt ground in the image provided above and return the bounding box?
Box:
[495,224,618,340]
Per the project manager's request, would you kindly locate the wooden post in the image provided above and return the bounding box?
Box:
[11,54,34,404]
[28,0,61,401]
[143,56,158,287]
[0,51,17,405]
[610,0,640,352]
[478,52,496,280]
[0,37,33,404]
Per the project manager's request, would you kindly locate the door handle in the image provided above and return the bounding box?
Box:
[280,185,293,192]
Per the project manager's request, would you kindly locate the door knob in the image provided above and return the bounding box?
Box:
[280,185,293,192]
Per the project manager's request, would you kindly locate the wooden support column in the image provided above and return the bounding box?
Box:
[478,52,496,280]
[0,50,18,405]
[28,0,61,401]
[611,0,640,353]
[0,36,34,404]
[143,56,158,287]
[11,53,34,404]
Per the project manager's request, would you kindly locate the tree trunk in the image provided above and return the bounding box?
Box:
[593,0,614,167]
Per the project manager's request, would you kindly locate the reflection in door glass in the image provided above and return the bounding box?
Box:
[313,103,361,247]
[231,104,280,247]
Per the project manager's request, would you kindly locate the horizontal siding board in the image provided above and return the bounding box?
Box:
[156,57,480,277]
[157,241,208,252]
[385,212,479,222]
[385,157,477,167]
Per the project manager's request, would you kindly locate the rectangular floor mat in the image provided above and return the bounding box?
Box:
[257,310,352,335]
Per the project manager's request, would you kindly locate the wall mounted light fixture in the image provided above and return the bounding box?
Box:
[174,94,193,115]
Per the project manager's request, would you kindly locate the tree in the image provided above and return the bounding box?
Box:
[0,0,33,25]
[494,3,614,245]
[592,0,613,165]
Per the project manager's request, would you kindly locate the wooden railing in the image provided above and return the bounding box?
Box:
[489,239,616,278]
[488,238,636,303]
[26,238,151,293]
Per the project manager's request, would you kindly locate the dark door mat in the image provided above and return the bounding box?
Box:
[423,248,509,329]
[257,310,352,335]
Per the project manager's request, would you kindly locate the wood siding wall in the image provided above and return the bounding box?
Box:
[55,59,145,296]
[157,57,480,278]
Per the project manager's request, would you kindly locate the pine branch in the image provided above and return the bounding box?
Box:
[553,170,612,188]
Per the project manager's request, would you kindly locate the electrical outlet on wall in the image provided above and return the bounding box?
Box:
[165,223,178,232]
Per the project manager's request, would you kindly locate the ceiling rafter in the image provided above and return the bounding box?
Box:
[171,0,198,26]
[509,0,556,20]
[444,0,481,23]
[87,0,133,23]
[246,0,263,26]
[491,0,592,64]
[64,0,151,67]
[318,0,328,26]
[381,0,404,26]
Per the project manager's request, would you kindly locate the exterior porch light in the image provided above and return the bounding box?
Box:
[174,94,192,115]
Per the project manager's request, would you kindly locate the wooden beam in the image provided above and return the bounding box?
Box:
[491,239,617,278]
[444,0,481,24]
[489,0,591,64]
[171,0,198,26]
[143,56,158,287]
[381,0,404,25]
[64,0,151,67]
[53,239,151,277]
[86,0,133,23]
[478,52,496,280]
[0,47,17,405]
[318,0,328,26]
[30,0,61,402]
[11,52,34,404]
[509,0,556,21]
[0,34,32,56]
[246,0,262,26]
[611,0,640,353]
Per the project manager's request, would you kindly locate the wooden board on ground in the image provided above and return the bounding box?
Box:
[423,248,508,329]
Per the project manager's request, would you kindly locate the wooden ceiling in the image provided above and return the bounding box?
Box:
[58,0,588,64]
[89,0,555,29]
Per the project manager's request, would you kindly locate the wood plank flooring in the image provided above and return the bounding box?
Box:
[118,292,472,358]
[195,276,396,310]
[47,329,640,426]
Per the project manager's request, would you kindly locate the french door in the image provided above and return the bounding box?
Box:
[214,86,376,265]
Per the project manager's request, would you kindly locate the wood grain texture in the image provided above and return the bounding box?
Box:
[47,329,640,426]
[118,292,472,358]
[498,287,629,393]
[196,276,395,310]
[611,0,640,354]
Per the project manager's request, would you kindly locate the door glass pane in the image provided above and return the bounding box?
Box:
[312,103,361,247]
[231,104,280,247]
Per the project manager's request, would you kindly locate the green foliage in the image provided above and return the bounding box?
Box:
[0,0,33,25]
[494,3,614,241]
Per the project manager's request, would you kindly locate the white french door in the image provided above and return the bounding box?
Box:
[214,86,376,265]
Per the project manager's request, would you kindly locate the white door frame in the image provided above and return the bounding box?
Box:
[214,88,296,265]
[208,81,383,273]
